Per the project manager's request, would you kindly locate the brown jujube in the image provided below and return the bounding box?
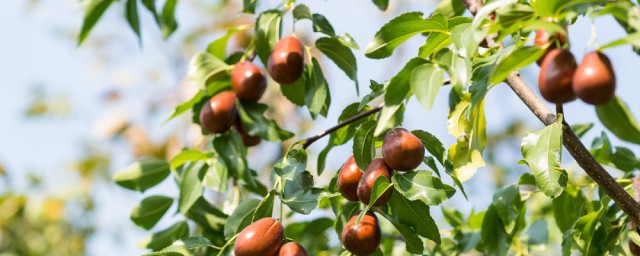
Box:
[538,49,577,104]
[267,37,305,84]
[337,156,363,202]
[357,159,393,206]
[278,242,309,256]
[231,61,267,102]
[199,91,237,134]
[234,217,284,256]
[382,128,425,171]
[572,51,616,105]
[341,212,381,255]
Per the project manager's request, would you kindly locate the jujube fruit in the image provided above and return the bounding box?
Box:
[199,91,237,134]
[382,128,425,171]
[357,158,393,206]
[235,116,261,147]
[572,51,616,105]
[337,156,363,202]
[268,36,305,84]
[538,49,577,104]
[278,242,309,256]
[234,217,284,256]
[341,212,381,255]
[231,61,267,102]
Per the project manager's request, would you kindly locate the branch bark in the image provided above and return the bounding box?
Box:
[464,0,640,223]
[301,104,383,149]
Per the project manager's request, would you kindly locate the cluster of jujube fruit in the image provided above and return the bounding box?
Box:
[535,25,616,106]
[233,217,309,256]
[199,36,305,146]
[337,127,425,255]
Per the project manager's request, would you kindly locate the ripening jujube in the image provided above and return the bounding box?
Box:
[538,49,577,104]
[357,158,393,206]
[572,51,616,105]
[199,91,237,134]
[278,242,309,256]
[341,212,382,255]
[268,36,305,84]
[231,61,267,102]
[337,156,363,202]
[382,128,425,171]
[233,217,284,256]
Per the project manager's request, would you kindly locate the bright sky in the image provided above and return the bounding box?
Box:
[1,0,640,255]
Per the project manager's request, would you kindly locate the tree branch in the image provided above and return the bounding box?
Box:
[302,104,383,149]
[464,0,640,224]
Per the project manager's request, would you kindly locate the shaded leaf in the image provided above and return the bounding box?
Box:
[131,196,174,230]
[113,159,170,192]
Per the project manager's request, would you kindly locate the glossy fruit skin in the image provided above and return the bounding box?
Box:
[337,156,363,202]
[278,242,309,256]
[538,49,577,104]
[572,51,616,105]
[357,159,393,206]
[267,37,305,84]
[534,28,567,65]
[382,128,425,171]
[231,61,267,102]
[234,217,284,256]
[341,212,381,256]
[199,91,237,134]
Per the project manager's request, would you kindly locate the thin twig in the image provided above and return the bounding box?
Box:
[301,104,383,149]
[463,0,640,224]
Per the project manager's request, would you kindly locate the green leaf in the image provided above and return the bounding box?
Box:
[418,32,451,59]
[481,206,509,256]
[274,148,307,181]
[611,146,639,172]
[374,104,405,137]
[178,161,206,215]
[242,0,257,14]
[520,117,568,198]
[384,216,425,253]
[202,158,229,192]
[113,159,170,192]
[571,123,594,138]
[572,211,604,255]
[311,14,336,36]
[144,237,213,255]
[491,184,523,231]
[213,133,255,187]
[170,150,211,170]
[388,190,441,243]
[359,80,385,110]
[489,46,545,85]
[163,91,204,124]
[371,0,389,11]
[206,25,252,60]
[255,10,283,67]
[353,120,377,171]
[306,58,331,119]
[131,196,174,230]
[450,23,485,58]
[369,176,393,206]
[187,52,230,90]
[186,198,227,246]
[411,63,445,110]
[435,0,466,18]
[316,37,359,94]
[125,0,141,41]
[383,58,427,121]
[412,130,446,165]
[282,172,326,215]
[280,68,307,106]
[365,12,446,59]
[223,199,261,239]
[292,4,312,20]
[334,202,360,236]
[596,96,640,145]
[236,102,294,141]
[159,0,178,39]
[552,185,587,233]
[78,0,115,45]
[253,192,274,221]
[138,221,190,251]
[392,171,455,206]
[446,98,486,182]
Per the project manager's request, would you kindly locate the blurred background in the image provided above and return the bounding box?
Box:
[1,0,639,255]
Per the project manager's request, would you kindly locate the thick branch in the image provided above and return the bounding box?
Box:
[464,0,640,223]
